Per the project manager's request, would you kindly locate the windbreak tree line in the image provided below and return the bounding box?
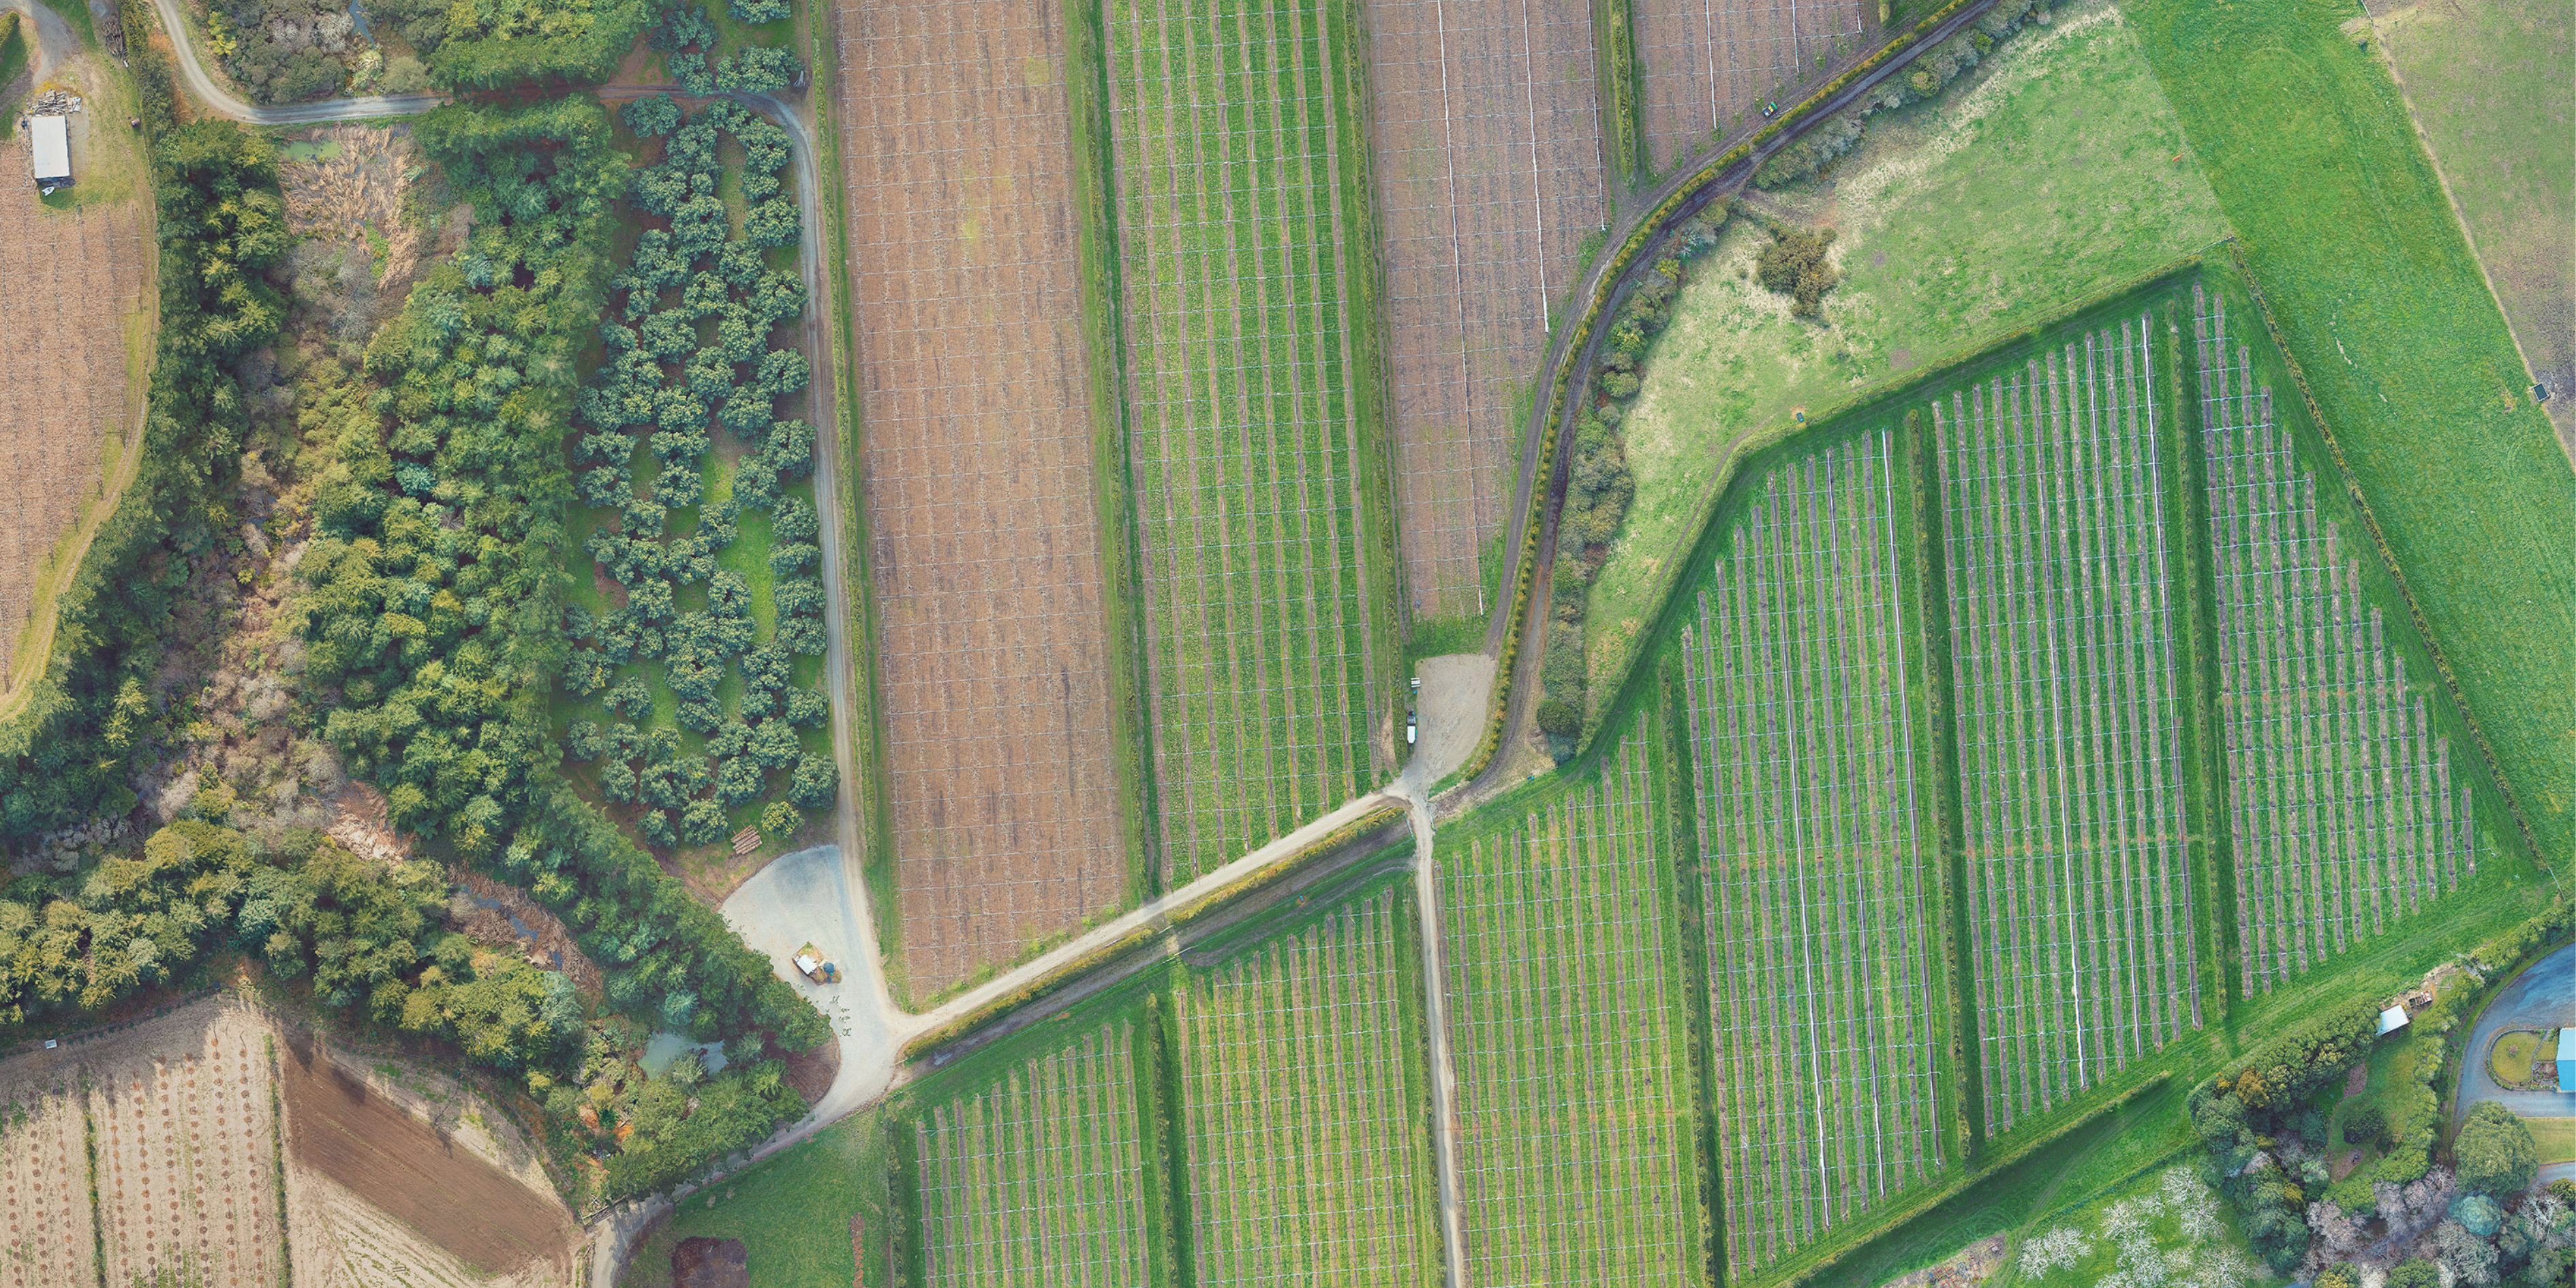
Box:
[0,123,285,840]
[561,95,833,853]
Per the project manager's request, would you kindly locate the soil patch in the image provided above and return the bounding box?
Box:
[452,868,608,998]
[673,1237,750,1288]
[773,1031,838,1103]
[277,1035,577,1276]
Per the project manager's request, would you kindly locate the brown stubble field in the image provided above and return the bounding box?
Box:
[1369,0,1607,622]
[833,0,1129,998]
[0,138,148,687]
[1634,0,1867,172]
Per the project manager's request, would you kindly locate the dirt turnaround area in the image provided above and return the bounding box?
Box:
[831,0,1129,998]
[274,1035,575,1279]
[1368,0,1608,620]
[1635,0,1869,172]
[0,130,147,686]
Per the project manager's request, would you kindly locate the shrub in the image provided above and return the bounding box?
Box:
[2455,1102,2539,1196]
[2385,1259,2438,1288]
[729,0,788,20]
[2313,1266,2357,1288]
[1755,225,1841,318]
[716,45,801,93]
[380,55,429,93]
[2342,1103,2385,1146]
[1535,699,1578,738]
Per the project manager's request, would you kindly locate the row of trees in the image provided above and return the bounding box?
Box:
[1752,0,2071,189]
[1536,213,1722,748]
[560,95,831,852]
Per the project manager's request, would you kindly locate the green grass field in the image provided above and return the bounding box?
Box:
[1174,880,1439,1285]
[1103,0,1385,883]
[1439,721,1706,1283]
[1586,0,2229,712]
[2531,1116,2576,1166]
[2372,0,2574,442]
[1673,424,1956,1274]
[907,1016,1159,1285]
[613,1113,890,1288]
[2124,0,2576,867]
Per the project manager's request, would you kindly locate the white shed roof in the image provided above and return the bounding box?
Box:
[2377,1006,2410,1036]
[29,116,68,183]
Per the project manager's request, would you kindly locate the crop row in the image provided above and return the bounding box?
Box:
[1104,0,1378,881]
[913,1021,1152,1286]
[1679,429,1946,1274]
[1935,317,2200,1135]
[1440,731,1704,1284]
[1176,885,1436,1286]
[2194,290,2477,996]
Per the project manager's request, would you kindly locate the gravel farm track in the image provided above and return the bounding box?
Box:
[127,1,2008,1278]
[1368,0,1608,622]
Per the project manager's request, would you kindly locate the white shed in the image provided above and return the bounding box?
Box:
[29,115,70,192]
[2377,1005,2410,1037]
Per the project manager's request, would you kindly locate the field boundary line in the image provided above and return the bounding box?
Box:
[2222,242,2552,877]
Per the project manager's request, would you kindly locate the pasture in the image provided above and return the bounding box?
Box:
[2194,281,2489,997]
[1633,0,1866,173]
[1586,1,2228,713]
[908,1017,1158,1285]
[0,132,147,696]
[1103,0,1392,882]
[2126,0,2576,864]
[1175,882,1439,1285]
[831,0,1132,1000]
[1676,426,1954,1274]
[1439,726,1706,1283]
[1366,0,1606,622]
[2370,0,2575,446]
[1933,307,2203,1137]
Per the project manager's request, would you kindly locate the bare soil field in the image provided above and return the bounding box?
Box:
[831,0,1128,998]
[0,131,147,686]
[1368,0,1608,620]
[1635,0,1869,172]
[276,1034,579,1281]
[81,1002,286,1288]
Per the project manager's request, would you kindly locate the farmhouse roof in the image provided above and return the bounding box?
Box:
[30,116,69,183]
[2555,1029,2573,1092]
[2376,1006,2410,1036]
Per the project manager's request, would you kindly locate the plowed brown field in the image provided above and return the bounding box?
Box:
[832,0,1127,998]
[0,137,147,683]
[275,1038,577,1278]
[1368,0,1607,621]
[1636,0,1867,172]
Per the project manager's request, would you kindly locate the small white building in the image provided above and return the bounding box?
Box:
[2378,1005,2410,1037]
[29,115,70,194]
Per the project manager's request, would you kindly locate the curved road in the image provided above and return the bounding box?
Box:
[1462,0,2000,802]
[144,0,444,121]
[2455,940,2576,1184]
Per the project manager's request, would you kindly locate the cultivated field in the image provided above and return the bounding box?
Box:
[1634,0,1865,172]
[277,1037,579,1283]
[833,0,1129,996]
[1934,313,2201,1135]
[912,1019,1153,1284]
[82,1005,286,1288]
[0,137,147,686]
[1366,0,1606,620]
[1176,883,1437,1285]
[0,1069,95,1287]
[2194,288,2480,996]
[1105,0,1384,882]
[1677,428,1950,1274]
[1440,729,1704,1283]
